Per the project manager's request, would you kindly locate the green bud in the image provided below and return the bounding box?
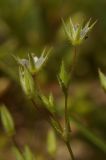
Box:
[50,118,62,136]
[0,105,15,136]
[62,17,97,46]
[19,65,36,99]
[58,61,70,93]
[40,94,49,107]
[40,92,55,113]
[49,93,54,108]
[98,69,106,92]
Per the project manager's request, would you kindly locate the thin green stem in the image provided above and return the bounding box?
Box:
[66,142,75,160]
[31,98,63,136]
[64,91,70,132]
[31,98,40,112]
[70,116,106,153]
[71,46,77,77]
[64,46,77,160]
[31,76,63,135]
[64,91,75,160]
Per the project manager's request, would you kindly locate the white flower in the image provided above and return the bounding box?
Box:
[62,18,97,46]
[14,47,52,75]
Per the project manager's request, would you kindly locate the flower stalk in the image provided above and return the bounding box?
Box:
[64,88,75,160]
[66,142,75,160]
[71,47,77,76]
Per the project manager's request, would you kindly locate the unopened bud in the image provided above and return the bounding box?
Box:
[19,65,35,99]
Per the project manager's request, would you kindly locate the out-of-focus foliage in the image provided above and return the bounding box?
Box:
[46,129,57,156]
[13,145,36,160]
[98,69,106,92]
[0,105,15,136]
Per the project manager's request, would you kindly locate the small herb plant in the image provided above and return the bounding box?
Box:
[0,17,98,160]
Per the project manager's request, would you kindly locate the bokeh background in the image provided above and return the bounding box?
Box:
[0,0,106,160]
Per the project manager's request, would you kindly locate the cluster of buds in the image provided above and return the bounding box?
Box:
[62,18,97,46]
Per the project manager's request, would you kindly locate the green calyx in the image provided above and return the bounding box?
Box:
[62,17,97,46]
[19,65,36,99]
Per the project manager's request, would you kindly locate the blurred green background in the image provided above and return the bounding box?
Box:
[0,0,106,160]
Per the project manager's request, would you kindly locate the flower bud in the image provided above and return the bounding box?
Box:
[19,65,35,99]
[58,61,70,94]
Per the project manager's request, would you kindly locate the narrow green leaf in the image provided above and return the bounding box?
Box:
[98,69,106,92]
[12,147,24,160]
[47,129,57,156]
[49,93,56,113]
[61,18,71,40]
[69,18,75,35]
[89,20,97,31]
[70,116,106,153]
[28,53,36,74]
[40,93,55,113]
[84,18,92,29]
[0,105,15,136]
[40,94,49,107]
[49,93,54,107]
[23,145,35,160]
[50,118,62,136]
